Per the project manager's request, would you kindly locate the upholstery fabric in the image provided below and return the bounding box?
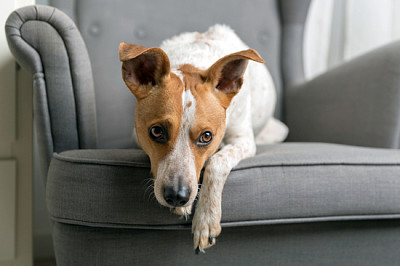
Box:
[47,143,400,228]
[5,5,97,182]
[286,40,400,149]
[52,220,400,266]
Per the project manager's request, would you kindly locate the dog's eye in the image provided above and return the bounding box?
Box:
[149,126,167,143]
[197,131,213,146]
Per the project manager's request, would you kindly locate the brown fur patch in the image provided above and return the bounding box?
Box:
[123,46,264,186]
[119,42,171,99]
[204,49,265,108]
[178,64,206,91]
[134,73,184,177]
[190,87,226,180]
[133,60,226,184]
[177,65,228,181]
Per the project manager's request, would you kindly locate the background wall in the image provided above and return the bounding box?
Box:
[0,1,34,265]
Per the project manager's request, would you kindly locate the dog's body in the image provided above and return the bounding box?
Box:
[120,25,288,253]
[160,25,286,144]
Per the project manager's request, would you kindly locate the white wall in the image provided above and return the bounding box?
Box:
[0,0,18,262]
[0,1,34,265]
[36,0,48,5]
[1,1,54,262]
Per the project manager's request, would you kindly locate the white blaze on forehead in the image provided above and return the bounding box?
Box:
[155,88,197,204]
[169,88,197,177]
[181,88,196,131]
[171,69,184,83]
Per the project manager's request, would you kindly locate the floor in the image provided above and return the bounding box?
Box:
[34,259,56,266]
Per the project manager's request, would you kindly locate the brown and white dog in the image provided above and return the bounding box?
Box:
[119,25,288,253]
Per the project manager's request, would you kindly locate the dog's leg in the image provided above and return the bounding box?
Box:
[192,135,255,253]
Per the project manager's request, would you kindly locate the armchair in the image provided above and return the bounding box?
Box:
[5,1,400,265]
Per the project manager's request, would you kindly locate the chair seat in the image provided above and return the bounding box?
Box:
[46,142,400,229]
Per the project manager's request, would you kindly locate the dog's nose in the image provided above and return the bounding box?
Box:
[163,184,191,207]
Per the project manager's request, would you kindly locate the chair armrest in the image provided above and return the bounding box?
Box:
[5,5,97,177]
[285,41,400,148]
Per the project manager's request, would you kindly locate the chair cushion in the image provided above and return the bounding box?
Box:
[46,143,400,229]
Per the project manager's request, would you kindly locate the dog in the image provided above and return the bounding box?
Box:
[119,25,288,253]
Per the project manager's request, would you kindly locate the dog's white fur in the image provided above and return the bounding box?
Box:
[160,25,288,141]
[155,89,199,211]
[133,25,288,252]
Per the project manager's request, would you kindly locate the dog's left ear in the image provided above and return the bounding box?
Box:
[205,49,265,108]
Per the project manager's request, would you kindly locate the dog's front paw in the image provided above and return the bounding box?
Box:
[192,202,222,253]
[171,205,192,220]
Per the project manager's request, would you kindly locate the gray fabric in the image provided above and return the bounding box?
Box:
[52,220,400,266]
[5,5,97,182]
[47,143,400,228]
[280,0,311,90]
[33,73,54,181]
[286,41,400,148]
[47,0,77,24]
[50,0,283,146]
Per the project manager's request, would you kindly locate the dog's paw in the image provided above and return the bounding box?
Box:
[171,205,192,220]
[192,203,222,253]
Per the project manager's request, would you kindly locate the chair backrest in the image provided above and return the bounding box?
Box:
[49,0,311,149]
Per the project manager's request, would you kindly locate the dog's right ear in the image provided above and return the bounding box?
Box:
[119,42,170,99]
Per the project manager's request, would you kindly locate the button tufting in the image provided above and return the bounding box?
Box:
[135,27,147,40]
[258,31,270,45]
[88,23,101,37]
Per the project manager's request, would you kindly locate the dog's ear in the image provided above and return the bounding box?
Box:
[205,49,265,108]
[119,42,170,99]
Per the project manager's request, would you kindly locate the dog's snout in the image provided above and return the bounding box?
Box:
[163,183,191,207]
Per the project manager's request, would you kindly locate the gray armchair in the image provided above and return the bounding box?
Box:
[5,1,400,265]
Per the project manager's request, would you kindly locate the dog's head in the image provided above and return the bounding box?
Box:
[119,42,264,208]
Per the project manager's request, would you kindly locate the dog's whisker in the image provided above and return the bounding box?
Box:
[144,189,153,199]
[147,190,156,202]
[143,180,155,202]
[143,181,152,188]
[145,188,155,200]
[141,177,153,184]
[145,184,154,194]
